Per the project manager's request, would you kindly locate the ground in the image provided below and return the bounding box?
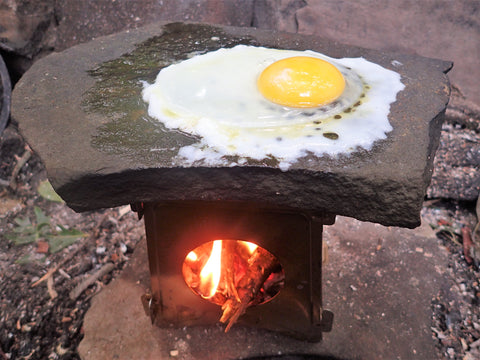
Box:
[0,123,145,359]
[0,99,479,359]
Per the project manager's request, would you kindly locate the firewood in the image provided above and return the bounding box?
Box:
[220,246,279,332]
[222,241,241,302]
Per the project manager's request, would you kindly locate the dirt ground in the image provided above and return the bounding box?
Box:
[0,123,146,359]
[0,97,479,360]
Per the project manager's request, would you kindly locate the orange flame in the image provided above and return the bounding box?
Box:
[244,241,258,254]
[185,250,198,262]
[199,240,223,299]
[186,240,261,300]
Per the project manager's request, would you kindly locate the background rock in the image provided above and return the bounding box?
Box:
[0,0,56,82]
[291,0,480,107]
[2,0,480,107]
[52,0,255,51]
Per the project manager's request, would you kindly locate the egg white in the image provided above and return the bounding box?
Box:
[142,45,404,170]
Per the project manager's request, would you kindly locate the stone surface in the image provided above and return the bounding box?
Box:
[11,22,451,228]
[79,216,448,360]
[4,1,478,204]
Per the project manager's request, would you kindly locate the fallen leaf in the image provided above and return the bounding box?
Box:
[437,219,451,226]
[0,195,24,218]
[37,180,64,203]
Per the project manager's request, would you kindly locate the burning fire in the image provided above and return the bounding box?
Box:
[183,240,285,331]
[198,240,222,299]
[183,239,284,331]
[244,242,258,254]
[184,240,260,300]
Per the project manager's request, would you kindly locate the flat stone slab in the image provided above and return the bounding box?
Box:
[12,22,451,227]
[79,216,448,360]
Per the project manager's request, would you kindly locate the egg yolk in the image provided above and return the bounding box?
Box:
[257,56,345,108]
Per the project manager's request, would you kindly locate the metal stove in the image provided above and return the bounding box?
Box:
[135,201,334,341]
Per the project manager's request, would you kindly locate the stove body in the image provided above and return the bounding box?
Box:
[138,201,334,341]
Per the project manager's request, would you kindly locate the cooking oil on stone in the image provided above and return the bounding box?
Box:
[83,23,259,167]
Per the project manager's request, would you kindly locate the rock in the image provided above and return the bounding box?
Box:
[0,53,11,134]
[52,0,255,51]
[0,0,57,81]
[252,0,307,33]
[0,0,56,55]
[290,1,479,106]
[2,0,479,109]
[12,22,451,228]
[0,0,255,81]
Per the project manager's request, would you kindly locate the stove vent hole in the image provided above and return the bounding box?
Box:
[182,239,285,307]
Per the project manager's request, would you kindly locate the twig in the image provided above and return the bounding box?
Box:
[117,205,131,219]
[222,299,249,333]
[9,146,32,191]
[223,241,240,302]
[69,262,115,300]
[47,276,58,299]
[32,242,86,287]
[58,268,71,279]
[220,247,279,332]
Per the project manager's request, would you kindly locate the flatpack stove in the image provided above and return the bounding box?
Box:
[12,22,451,345]
[137,201,334,340]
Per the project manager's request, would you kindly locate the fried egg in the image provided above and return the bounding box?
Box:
[142,45,404,170]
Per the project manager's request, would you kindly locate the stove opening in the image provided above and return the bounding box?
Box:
[183,239,285,311]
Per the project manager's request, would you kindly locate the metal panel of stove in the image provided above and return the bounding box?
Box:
[139,202,334,341]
